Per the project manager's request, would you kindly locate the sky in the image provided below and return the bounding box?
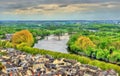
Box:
[0,0,120,20]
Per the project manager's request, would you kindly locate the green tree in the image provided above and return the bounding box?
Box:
[109,51,120,63]
[54,30,65,40]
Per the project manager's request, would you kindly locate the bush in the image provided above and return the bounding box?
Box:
[0,40,10,48]
[109,51,120,63]
[89,60,120,75]
[5,41,13,48]
[96,49,109,60]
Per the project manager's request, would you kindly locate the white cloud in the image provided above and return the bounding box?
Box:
[2,4,96,15]
[2,2,120,15]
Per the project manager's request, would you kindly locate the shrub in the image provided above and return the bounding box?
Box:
[0,40,8,48]
[109,51,120,63]
[5,41,13,48]
[96,49,109,60]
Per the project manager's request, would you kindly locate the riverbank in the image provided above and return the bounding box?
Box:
[67,32,120,65]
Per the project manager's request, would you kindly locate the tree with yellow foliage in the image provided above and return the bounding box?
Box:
[75,36,95,50]
[12,30,34,47]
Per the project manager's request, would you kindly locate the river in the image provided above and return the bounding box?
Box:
[34,34,69,53]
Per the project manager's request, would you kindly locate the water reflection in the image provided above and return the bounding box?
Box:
[34,35,69,53]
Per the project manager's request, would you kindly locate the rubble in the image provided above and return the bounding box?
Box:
[0,48,118,76]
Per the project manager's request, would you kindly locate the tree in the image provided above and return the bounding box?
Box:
[54,30,65,40]
[12,30,34,47]
[96,49,109,61]
[111,41,120,50]
[43,30,50,40]
[75,36,95,50]
[67,28,74,35]
[98,41,108,49]
[108,51,120,63]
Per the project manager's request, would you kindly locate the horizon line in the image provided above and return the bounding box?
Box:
[0,19,120,21]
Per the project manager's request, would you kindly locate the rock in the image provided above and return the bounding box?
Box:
[45,54,53,59]
[0,48,118,76]
[63,59,77,65]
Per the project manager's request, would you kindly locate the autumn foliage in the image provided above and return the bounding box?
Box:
[75,36,95,50]
[12,30,34,47]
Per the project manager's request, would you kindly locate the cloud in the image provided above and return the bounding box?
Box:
[0,0,120,20]
[0,0,120,4]
[2,1,120,15]
[2,4,90,15]
[100,2,120,8]
[0,0,120,10]
[59,4,68,7]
